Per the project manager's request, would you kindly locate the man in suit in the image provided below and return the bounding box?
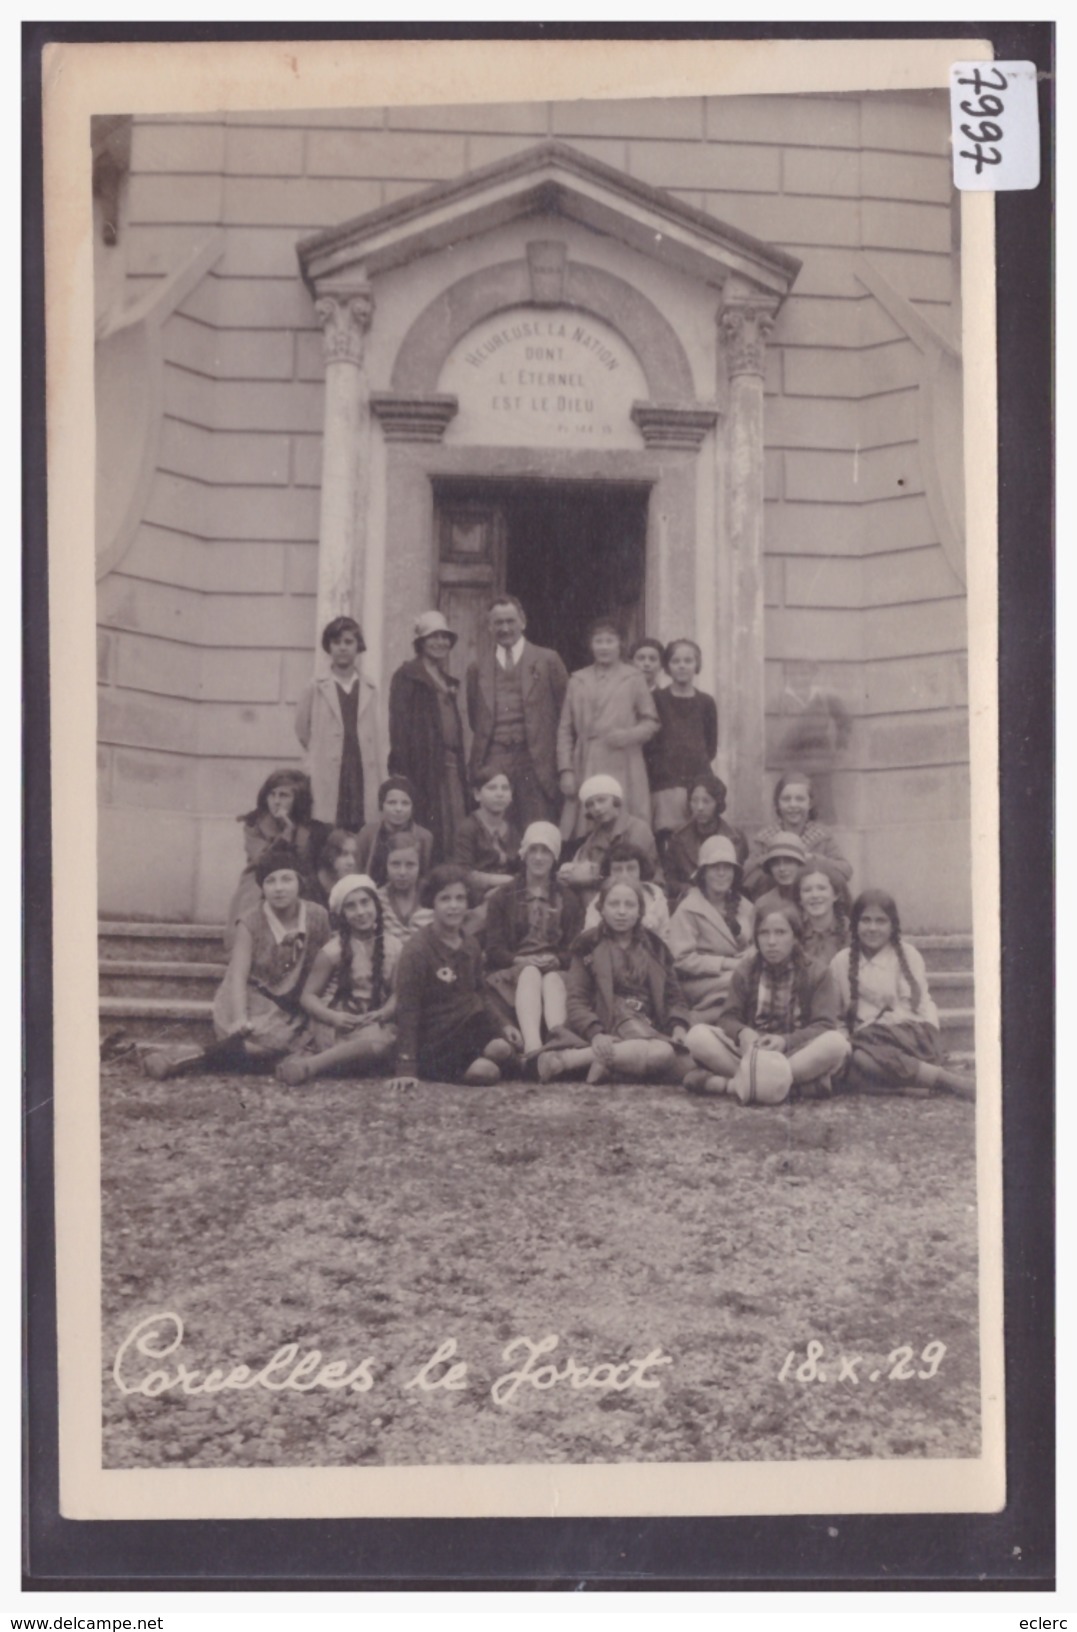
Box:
[466,595,569,827]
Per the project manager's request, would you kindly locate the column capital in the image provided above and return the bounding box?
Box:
[314,282,375,367]
[717,296,779,378]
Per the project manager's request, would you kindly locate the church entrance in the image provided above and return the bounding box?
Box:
[433,477,650,681]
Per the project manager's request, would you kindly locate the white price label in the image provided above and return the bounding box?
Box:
[950,60,1040,190]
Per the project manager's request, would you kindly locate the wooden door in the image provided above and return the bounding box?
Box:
[434,495,507,752]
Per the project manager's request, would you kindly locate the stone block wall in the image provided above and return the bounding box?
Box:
[98,92,970,927]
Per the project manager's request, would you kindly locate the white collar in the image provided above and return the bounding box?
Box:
[262,899,306,943]
[328,668,359,692]
[496,637,526,668]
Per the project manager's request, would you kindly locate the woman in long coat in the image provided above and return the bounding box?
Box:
[387,610,470,863]
[557,618,659,840]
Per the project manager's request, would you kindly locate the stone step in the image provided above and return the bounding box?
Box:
[98,923,226,963]
[905,934,974,972]
[98,960,225,1000]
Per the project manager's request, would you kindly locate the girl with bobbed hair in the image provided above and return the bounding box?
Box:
[147,845,331,1079]
[643,637,719,854]
[295,615,381,832]
[582,836,670,942]
[224,769,319,951]
[557,617,659,840]
[353,775,434,888]
[684,900,849,1100]
[630,636,666,692]
[663,771,749,906]
[388,863,523,1089]
[830,890,974,1099]
[377,831,434,944]
[743,769,852,901]
[794,860,851,966]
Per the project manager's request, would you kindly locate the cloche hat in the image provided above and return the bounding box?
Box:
[412,610,458,647]
[762,833,810,868]
[693,834,740,879]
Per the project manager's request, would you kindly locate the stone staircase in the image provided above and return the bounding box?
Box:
[98,921,977,1066]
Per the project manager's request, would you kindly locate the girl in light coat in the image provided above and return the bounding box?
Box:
[667,834,754,1021]
[295,616,382,829]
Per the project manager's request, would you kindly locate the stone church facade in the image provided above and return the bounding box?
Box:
[93,94,971,928]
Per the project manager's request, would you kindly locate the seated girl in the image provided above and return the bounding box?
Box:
[667,833,753,1021]
[643,638,719,853]
[663,772,749,907]
[830,889,974,1099]
[377,831,435,943]
[743,770,852,900]
[538,878,691,1085]
[388,865,524,1089]
[558,774,659,893]
[452,765,520,910]
[146,845,331,1079]
[795,860,851,965]
[749,833,810,912]
[485,822,584,1057]
[277,873,401,1085]
[224,769,320,950]
[353,776,434,888]
[309,826,362,908]
[684,901,850,1101]
[583,838,670,942]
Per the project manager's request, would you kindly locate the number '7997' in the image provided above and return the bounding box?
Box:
[956,66,1009,175]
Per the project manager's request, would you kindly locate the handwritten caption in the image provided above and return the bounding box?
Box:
[778,1339,947,1384]
[950,61,1040,190]
[113,1313,673,1408]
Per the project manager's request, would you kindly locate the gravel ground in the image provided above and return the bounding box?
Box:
[101,1060,980,1469]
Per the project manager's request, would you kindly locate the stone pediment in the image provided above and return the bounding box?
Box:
[297,139,799,302]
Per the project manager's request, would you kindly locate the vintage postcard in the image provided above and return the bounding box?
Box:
[43,35,1006,1524]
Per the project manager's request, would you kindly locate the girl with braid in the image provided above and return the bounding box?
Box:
[830,890,975,1099]
[684,901,850,1099]
[667,834,753,1020]
[277,874,401,1084]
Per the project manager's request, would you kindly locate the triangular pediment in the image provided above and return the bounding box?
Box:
[298,139,800,301]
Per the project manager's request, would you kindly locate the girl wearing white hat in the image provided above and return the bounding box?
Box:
[484,822,585,1057]
[667,833,754,1021]
[277,874,402,1085]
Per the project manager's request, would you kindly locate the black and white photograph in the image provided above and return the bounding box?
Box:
[44,35,1007,1523]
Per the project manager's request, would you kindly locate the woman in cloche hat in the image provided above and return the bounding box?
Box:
[667,833,754,1021]
[387,610,470,864]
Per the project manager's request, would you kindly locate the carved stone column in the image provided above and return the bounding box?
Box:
[716,290,779,827]
[313,280,374,638]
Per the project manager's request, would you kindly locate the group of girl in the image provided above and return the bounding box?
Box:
[146,712,974,1102]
